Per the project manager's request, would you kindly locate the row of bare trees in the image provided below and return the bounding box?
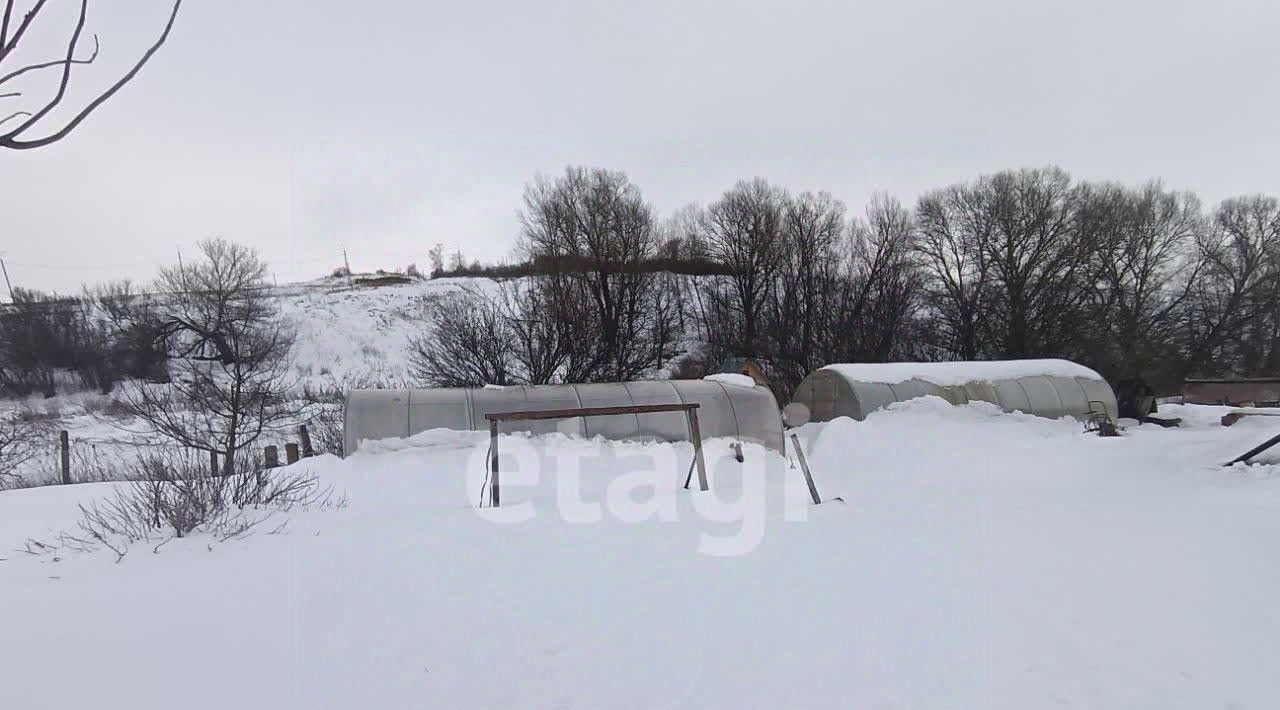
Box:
[0,239,297,482]
[412,168,687,387]
[688,183,924,395]
[0,282,167,397]
[912,169,1280,392]
[414,165,1280,398]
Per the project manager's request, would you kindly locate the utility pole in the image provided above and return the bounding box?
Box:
[176,247,188,293]
[0,255,14,302]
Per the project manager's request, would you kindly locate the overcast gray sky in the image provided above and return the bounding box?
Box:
[3,0,1278,292]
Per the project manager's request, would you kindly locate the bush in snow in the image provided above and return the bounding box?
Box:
[298,381,348,456]
[0,412,51,486]
[40,452,343,560]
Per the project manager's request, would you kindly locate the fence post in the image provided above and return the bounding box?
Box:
[298,425,314,457]
[790,433,823,505]
[285,443,300,464]
[264,445,279,468]
[59,430,70,485]
[210,450,219,476]
[685,409,709,492]
[489,419,500,507]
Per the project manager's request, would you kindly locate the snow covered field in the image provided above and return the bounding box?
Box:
[3,398,1280,708]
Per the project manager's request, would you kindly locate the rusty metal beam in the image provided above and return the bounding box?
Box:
[484,403,699,422]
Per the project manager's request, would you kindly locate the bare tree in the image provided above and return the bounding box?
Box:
[409,278,588,387]
[0,0,181,149]
[915,183,993,359]
[657,203,708,261]
[1079,181,1204,384]
[520,166,678,382]
[118,239,294,475]
[739,192,925,398]
[1182,196,1280,376]
[501,280,571,385]
[409,288,514,387]
[916,167,1094,359]
[840,195,925,362]
[761,190,847,391]
[700,178,786,356]
[0,287,100,396]
[979,167,1093,358]
[427,244,445,277]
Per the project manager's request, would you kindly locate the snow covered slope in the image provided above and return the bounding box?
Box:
[3,399,1280,708]
[273,275,496,389]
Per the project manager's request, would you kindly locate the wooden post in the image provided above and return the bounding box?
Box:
[790,433,822,505]
[285,443,300,464]
[298,425,314,457]
[59,430,70,485]
[1225,430,1280,466]
[210,450,219,476]
[686,409,709,492]
[264,445,279,468]
[489,419,500,507]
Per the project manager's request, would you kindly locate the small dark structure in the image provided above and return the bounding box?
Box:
[1115,376,1180,428]
[1184,377,1280,407]
[1221,411,1280,427]
[718,357,769,387]
[1114,378,1157,419]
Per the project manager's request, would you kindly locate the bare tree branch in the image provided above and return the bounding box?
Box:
[1,0,90,140]
[0,1,15,55]
[0,108,28,127]
[0,0,50,61]
[0,0,181,150]
[0,33,98,86]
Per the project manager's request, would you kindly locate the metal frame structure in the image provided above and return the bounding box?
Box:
[343,380,786,457]
[484,403,709,507]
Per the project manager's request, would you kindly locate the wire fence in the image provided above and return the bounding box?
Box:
[4,424,327,491]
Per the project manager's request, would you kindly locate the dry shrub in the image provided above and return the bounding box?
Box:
[79,395,132,418]
[41,452,344,561]
[306,402,344,456]
[0,412,52,486]
[299,374,397,457]
[299,383,345,456]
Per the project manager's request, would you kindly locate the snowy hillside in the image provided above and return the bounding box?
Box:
[273,275,499,389]
[3,398,1280,708]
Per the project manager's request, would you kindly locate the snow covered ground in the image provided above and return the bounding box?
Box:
[3,398,1280,708]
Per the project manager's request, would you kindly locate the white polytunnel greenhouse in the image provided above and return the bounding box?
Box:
[788,359,1118,425]
[343,379,786,456]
